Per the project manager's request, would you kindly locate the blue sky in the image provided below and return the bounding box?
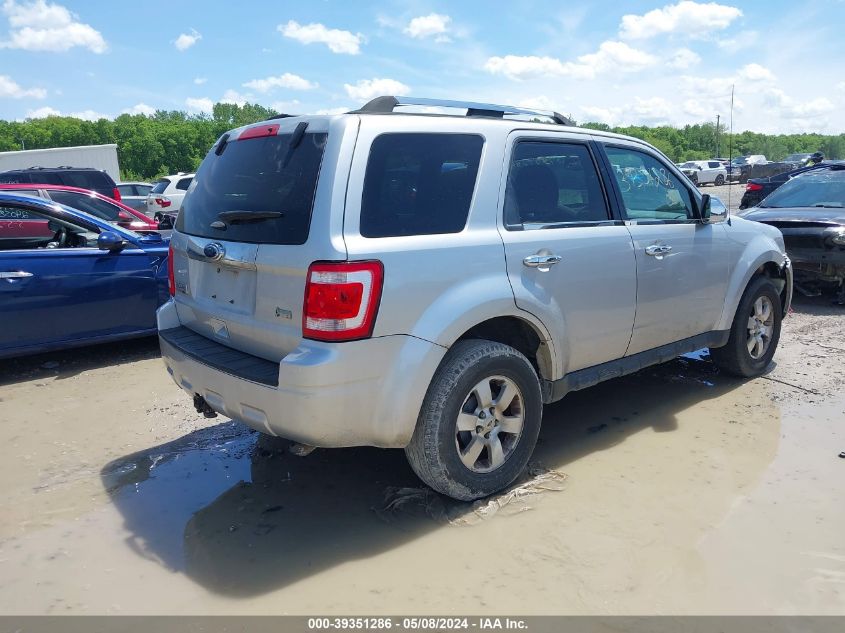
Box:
[1,0,844,133]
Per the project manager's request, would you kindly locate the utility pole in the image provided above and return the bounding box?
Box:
[715,114,720,157]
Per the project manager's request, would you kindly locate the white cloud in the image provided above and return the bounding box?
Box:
[404,13,451,41]
[193,77,207,85]
[279,20,363,55]
[620,1,742,40]
[737,62,774,82]
[26,105,60,118]
[344,77,410,101]
[668,48,700,69]
[0,0,107,53]
[0,74,46,99]
[122,102,155,116]
[185,97,213,114]
[25,106,108,120]
[221,89,249,106]
[485,41,657,81]
[763,89,835,119]
[174,28,201,51]
[243,72,317,93]
[67,108,108,121]
[581,96,675,126]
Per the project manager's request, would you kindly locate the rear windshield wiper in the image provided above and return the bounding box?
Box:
[215,210,284,226]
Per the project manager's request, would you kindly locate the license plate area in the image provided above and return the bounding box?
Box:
[190,261,256,315]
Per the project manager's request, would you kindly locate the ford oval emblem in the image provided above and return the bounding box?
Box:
[203,243,225,261]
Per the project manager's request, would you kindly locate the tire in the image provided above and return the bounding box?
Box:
[690,173,699,186]
[710,276,782,377]
[405,339,543,501]
[715,174,725,186]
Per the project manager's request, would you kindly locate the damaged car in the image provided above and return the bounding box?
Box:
[739,164,845,304]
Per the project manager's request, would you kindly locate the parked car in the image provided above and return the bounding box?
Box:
[726,155,767,183]
[783,153,812,168]
[678,160,727,186]
[146,173,194,225]
[0,184,159,231]
[0,166,120,200]
[0,192,170,358]
[740,161,845,210]
[158,96,792,501]
[117,182,153,213]
[738,164,845,304]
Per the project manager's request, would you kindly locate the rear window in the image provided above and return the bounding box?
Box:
[151,179,170,194]
[59,170,112,190]
[360,133,483,238]
[177,131,327,245]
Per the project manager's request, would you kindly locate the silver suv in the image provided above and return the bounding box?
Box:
[158,96,793,501]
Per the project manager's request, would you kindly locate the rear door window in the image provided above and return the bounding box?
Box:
[360,133,483,238]
[48,190,120,221]
[175,177,193,191]
[504,141,609,228]
[177,131,327,245]
[117,185,135,197]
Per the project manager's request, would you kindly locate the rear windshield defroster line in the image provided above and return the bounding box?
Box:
[177,131,328,246]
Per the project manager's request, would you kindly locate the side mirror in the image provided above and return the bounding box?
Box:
[98,230,126,251]
[700,194,728,224]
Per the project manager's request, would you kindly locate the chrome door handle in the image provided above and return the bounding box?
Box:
[523,254,562,268]
[0,271,33,279]
[645,245,673,256]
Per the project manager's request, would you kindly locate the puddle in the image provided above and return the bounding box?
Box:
[3,352,831,615]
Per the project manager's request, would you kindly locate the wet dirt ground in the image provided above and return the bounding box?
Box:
[0,295,843,615]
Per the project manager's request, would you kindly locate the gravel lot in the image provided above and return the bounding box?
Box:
[0,294,843,615]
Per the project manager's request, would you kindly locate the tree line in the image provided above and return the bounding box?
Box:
[1,102,842,181]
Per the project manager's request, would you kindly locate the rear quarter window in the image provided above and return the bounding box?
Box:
[175,177,193,191]
[0,172,31,184]
[360,133,484,238]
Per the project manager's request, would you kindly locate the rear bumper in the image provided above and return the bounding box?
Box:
[157,300,446,448]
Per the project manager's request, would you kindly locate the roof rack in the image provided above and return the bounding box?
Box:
[353,96,573,126]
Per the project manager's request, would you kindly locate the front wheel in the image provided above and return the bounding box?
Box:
[405,340,543,501]
[710,276,782,377]
[715,174,725,186]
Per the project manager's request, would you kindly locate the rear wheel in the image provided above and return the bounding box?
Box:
[405,339,542,501]
[715,174,725,186]
[710,276,782,377]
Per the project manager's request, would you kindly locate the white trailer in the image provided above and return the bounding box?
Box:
[0,144,120,180]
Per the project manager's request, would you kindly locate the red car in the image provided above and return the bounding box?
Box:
[0,183,159,231]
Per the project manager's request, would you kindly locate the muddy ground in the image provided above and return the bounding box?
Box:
[0,294,843,615]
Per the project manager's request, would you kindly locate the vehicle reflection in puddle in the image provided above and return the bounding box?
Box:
[101,351,775,600]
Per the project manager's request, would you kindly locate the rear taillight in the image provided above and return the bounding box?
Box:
[746,182,763,191]
[156,197,172,208]
[303,261,383,342]
[112,187,121,201]
[167,242,175,296]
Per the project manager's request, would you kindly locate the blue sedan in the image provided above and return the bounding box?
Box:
[0,192,170,358]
